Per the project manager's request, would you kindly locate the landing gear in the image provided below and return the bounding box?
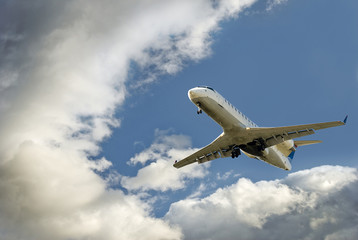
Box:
[196,102,202,114]
[231,145,241,158]
[254,138,266,151]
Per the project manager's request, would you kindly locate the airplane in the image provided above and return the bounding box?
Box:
[173,86,347,170]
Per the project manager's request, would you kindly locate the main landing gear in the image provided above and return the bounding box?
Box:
[231,145,241,158]
[254,138,266,151]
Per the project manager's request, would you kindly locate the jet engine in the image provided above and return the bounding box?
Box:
[276,139,295,157]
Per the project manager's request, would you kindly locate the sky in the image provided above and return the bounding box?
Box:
[0,0,357,240]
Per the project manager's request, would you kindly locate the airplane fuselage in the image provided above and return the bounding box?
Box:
[188,86,293,170]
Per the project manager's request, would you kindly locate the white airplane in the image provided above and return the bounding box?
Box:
[173,86,347,170]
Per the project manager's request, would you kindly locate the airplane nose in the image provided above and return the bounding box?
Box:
[188,88,204,100]
[188,89,197,99]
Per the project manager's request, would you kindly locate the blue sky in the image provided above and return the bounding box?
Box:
[1,0,358,239]
[106,0,357,181]
[104,0,358,231]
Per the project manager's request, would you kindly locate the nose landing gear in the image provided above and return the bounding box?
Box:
[196,102,202,114]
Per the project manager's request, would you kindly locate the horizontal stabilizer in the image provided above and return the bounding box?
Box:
[294,140,322,147]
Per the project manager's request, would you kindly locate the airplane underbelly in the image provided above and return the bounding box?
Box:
[244,147,291,170]
[191,97,240,129]
[261,147,291,170]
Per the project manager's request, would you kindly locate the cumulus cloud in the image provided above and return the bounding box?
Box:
[121,129,209,192]
[0,0,257,239]
[166,165,358,240]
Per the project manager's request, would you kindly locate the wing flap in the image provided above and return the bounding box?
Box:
[173,133,231,168]
[265,129,315,147]
[246,120,345,148]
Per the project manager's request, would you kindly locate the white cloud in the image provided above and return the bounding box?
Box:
[282,165,358,193]
[0,0,257,239]
[216,170,239,180]
[165,165,358,240]
[266,0,288,11]
[121,130,209,192]
[0,141,183,240]
[187,183,209,199]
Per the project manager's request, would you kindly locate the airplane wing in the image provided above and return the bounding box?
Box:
[174,117,347,168]
[173,133,233,168]
[246,118,346,148]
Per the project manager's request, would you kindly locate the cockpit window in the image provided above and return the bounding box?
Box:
[198,86,215,91]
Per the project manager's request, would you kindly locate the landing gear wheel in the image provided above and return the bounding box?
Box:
[231,151,240,158]
[231,146,241,158]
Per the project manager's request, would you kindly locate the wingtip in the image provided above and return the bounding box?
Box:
[343,115,348,124]
[173,160,181,168]
[173,160,178,168]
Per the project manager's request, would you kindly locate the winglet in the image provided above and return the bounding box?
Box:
[343,115,348,124]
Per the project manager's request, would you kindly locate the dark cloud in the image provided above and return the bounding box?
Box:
[0,0,257,239]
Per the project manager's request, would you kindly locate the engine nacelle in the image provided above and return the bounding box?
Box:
[276,139,295,157]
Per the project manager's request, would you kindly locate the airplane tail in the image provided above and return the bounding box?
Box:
[287,140,322,161]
